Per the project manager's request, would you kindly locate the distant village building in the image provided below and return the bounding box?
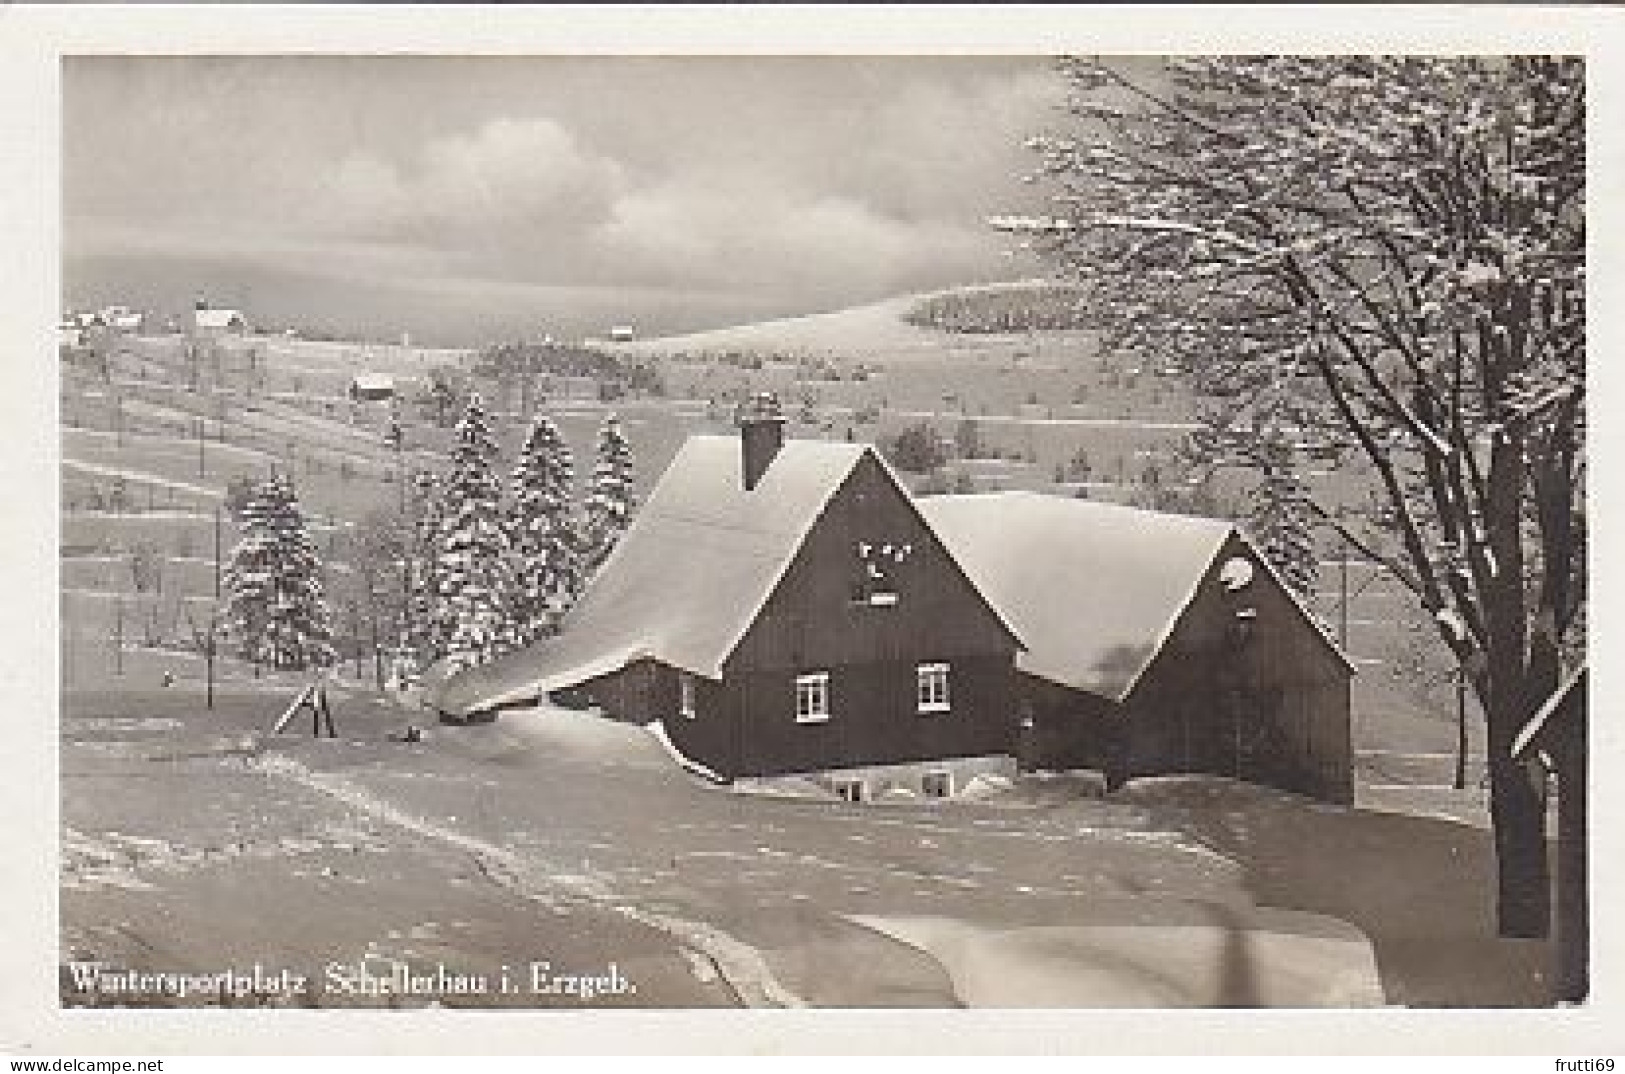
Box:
[57,322,85,350]
[100,305,144,333]
[433,408,1357,805]
[608,325,636,343]
[432,395,1024,799]
[347,373,397,403]
[921,493,1354,804]
[192,308,247,337]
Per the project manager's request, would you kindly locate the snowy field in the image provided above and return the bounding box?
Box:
[55,308,1535,1010]
[60,685,1550,1009]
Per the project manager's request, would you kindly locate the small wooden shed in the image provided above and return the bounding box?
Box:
[347,373,397,403]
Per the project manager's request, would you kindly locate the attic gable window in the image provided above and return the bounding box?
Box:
[916,662,951,715]
[795,671,831,724]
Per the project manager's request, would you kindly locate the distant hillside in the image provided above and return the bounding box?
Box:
[903,281,1095,334]
[610,282,1094,363]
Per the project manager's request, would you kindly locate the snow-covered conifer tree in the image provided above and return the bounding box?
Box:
[222,473,336,670]
[507,417,581,644]
[432,394,514,673]
[580,413,635,577]
[1245,438,1320,604]
[405,467,446,669]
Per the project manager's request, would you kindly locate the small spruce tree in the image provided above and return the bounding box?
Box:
[580,413,635,578]
[221,473,337,670]
[432,394,514,673]
[507,417,582,644]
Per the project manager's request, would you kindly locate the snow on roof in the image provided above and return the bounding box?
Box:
[917,492,1237,701]
[349,373,396,390]
[432,435,870,717]
[193,308,243,330]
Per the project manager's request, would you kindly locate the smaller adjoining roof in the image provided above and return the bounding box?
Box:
[919,492,1347,702]
[431,435,871,717]
[194,308,244,330]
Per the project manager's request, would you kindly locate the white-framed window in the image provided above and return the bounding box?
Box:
[921,771,952,799]
[795,671,831,724]
[678,673,696,720]
[833,777,867,803]
[916,662,951,714]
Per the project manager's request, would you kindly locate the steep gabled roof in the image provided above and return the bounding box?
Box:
[919,492,1345,702]
[431,435,869,717]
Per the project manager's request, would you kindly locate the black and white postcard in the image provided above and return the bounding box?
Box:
[2,2,1622,1059]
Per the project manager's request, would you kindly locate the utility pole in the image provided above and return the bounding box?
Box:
[1339,554,1349,649]
[195,416,206,478]
[205,612,216,710]
[366,571,384,691]
[113,598,124,676]
[213,504,223,600]
[385,417,405,516]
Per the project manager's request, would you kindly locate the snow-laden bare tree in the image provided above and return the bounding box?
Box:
[999,56,1584,938]
[433,394,515,673]
[221,473,337,671]
[580,413,636,578]
[508,417,582,644]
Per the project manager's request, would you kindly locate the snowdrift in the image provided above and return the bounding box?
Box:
[850,903,1384,1007]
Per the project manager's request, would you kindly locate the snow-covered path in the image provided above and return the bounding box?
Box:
[61,458,223,500]
[252,751,804,1008]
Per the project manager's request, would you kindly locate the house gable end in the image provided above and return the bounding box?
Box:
[727,450,1021,674]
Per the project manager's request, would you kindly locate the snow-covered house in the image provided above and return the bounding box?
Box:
[431,396,1024,798]
[919,493,1355,804]
[101,305,144,332]
[192,308,247,337]
[347,373,396,403]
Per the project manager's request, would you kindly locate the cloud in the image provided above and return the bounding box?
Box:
[321,116,627,252]
[591,173,998,297]
[65,57,1063,337]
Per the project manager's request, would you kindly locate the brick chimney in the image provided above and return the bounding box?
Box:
[737,392,786,492]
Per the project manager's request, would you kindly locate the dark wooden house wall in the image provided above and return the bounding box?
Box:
[722,454,1021,777]
[1123,534,1352,804]
[1014,673,1115,773]
[569,454,1021,779]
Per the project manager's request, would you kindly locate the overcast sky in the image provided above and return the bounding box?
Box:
[64,56,1064,344]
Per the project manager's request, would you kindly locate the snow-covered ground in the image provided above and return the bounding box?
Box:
[59,687,1551,1009]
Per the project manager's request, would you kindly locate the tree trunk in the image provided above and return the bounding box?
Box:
[1480,433,1552,939]
[1483,699,1550,938]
